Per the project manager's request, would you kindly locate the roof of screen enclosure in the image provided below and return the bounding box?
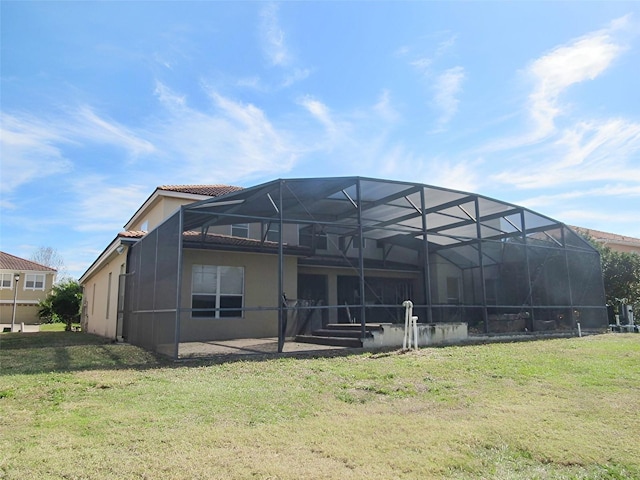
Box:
[181,176,595,262]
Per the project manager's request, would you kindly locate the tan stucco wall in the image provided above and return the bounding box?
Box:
[0,271,55,324]
[179,249,298,341]
[130,197,191,232]
[82,252,127,339]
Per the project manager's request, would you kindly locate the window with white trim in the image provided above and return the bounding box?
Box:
[0,273,14,289]
[191,265,244,318]
[231,223,249,238]
[25,273,45,290]
[299,225,328,250]
[265,223,280,242]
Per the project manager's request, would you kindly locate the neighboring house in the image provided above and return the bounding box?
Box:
[571,226,640,256]
[80,177,608,358]
[0,251,57,328]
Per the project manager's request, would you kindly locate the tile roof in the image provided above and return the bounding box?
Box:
[182,231,281,248]
[0,251,57,272]
[118,231,147,239]
[571,226,640,246]
[158,185,244,196]
[118,230,307,252]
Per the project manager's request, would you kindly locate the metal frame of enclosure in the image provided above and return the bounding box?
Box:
[123,177,607,358]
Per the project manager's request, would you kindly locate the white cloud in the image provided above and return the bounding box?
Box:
[72,177,150,232]
[298,96,338,136]
[148,82,299,183]
[519,184,640,210]
[484,17,629,152]
[0,114,73,195]
[257,3,310,89]
[492,118,640,189]
[0,108,154,195]
[260,2,290,67]
[527,32,623,141]
[74,107,156,158]
[373,89,400,123]
[281,67,311,87]
[432,66,465,130]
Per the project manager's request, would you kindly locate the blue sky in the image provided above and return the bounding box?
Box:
[2,1,639,279]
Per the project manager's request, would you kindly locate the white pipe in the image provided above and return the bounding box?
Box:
[577,322,582,337]
[402,300,418,350]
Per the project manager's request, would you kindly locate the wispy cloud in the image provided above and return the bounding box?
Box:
[256,2,310,89]
[0,114,72,197]
[0,108,154,196]
[373,89,400,123]
[72,177,149,232]
[480,15,640,198]
[401,33,463,131]
[260,2,290,67]
[526,31,623,142]
[484,16,630,152]
[432,66,465,130]
[147,81,299,182]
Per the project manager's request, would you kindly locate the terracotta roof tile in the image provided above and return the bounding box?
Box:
[183,231,281,248]
[118,231,147,239]
[158,185,243,196]
[571,226,640,246]
[0,251,57,272]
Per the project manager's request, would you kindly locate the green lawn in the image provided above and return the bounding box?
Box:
[0,332,638,479]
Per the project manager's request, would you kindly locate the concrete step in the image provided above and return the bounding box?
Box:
[324,323,384,332]
[295,335,362,348]
[312,328,363,339]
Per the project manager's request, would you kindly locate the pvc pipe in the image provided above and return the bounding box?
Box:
[577,322,582,337]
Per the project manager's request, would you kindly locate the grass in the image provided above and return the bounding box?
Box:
[0,332,638,479]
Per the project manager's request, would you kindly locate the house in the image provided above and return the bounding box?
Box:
[571,226,640,256]
[0,251,57,330]
[80,177,608,358]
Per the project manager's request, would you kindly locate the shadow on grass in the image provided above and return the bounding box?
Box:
[0,331,171,376]
[1,330,415,376]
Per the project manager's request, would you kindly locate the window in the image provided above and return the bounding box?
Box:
[106,272,112,319]
[265,223,280,242]
[0,273,13,289]
[191,265,244,318]
[446,277,460,304]
[339,235,366,251]
[25,273,45,290]
[299,225,328,250]
[231,223,249,238]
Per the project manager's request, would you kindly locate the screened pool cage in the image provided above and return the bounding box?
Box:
[122,177,607,358]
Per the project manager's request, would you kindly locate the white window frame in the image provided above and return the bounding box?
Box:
[265,223,280,243]
[231,223,249,238]
[0,273,14,289]
[299,225,328,250]
[191,265,244,319]
[24,273,45,291]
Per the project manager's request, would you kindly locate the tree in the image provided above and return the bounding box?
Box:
[30,246,68,281]
[38,280,83,331]
[585,238,640,311]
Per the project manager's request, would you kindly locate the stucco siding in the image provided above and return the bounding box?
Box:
[179,249,297,341]
[82,256,126,339]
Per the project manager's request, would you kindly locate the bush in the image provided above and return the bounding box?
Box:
[38,280,82,331]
